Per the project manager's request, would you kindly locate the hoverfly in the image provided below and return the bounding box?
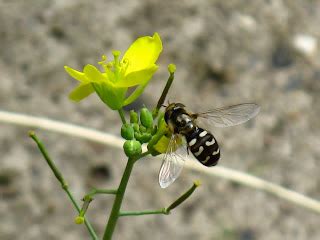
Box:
[159,102,260,188]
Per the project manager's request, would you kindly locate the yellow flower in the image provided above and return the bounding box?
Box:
[65,33,162,110]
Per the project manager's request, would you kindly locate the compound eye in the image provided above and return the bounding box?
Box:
[164,111,170,123]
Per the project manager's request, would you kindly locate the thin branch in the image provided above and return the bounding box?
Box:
[165,181,200,212]
[2,110,320,214]
[78,188,118,222]
[153,70,175,117]
[120,180,200,217]
[86,188,118,197]
[29,131,98,240]
[119,209,166,217]
[118,109,127,124]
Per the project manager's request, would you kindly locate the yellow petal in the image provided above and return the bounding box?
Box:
[83,64,107,82]
[122,33,162,74]
[115,65,158,88]
[69,83,95,102]
[64,66,89,82]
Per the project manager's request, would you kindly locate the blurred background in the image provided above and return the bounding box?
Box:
[1,0,320,239]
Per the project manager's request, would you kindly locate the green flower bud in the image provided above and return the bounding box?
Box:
[140,133,152,143]
[157,112,165,127]
[123,140,142,157]
[139,124,147,133]
[134,132,143,141]
[168,63,176,74]
[132,123,139,132]
[135,132,152,143]
[130,110,139,123]
[75,216,85,225]
[157,114,168,131]
[140,107,153,128]
[151,125,158,135]
[121,123,135,140]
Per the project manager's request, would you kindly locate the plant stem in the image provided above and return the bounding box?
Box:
[119,181,200,217]
[102,157,135,240]
[102,151,149,239]
[137,150,151,159]
[29,131,98,240]
[166,181,200,212]
[119,209,167,217]
[153,72,175,117]
[87,188,118,197]
[118,109,127,124]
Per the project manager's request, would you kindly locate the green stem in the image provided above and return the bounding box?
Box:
[87,188,118,197]
[119,208,168,217]
[136,150,151,160]
[147,127,167,156]
[166,181,200,212]
[102,157,135,240]
[118,109,127,124]
[79,194,93,218]
[119,181,200,218]
[153,72,175,117]
[102,151,149,240]
[79,188,118,218]
[29,131,98,240]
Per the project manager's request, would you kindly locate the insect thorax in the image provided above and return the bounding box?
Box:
[164,103,196,135]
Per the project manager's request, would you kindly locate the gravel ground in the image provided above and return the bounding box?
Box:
[1,0,320,239]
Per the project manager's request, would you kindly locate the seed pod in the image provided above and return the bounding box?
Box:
[123,140,142,157]
[121,123,134,140]
[130,110,139,124]
[140,107,153,129]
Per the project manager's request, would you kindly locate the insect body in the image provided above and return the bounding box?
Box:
[185,128,220,166]
[164,103,220,167]
[159,102,260,188]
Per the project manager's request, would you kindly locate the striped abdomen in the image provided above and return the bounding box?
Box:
[185,127,220,167]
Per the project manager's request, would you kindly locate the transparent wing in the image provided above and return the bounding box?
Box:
[159,134,187,188]
[196,103,260,128]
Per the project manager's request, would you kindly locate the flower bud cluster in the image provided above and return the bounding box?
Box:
[122,107,156,157]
